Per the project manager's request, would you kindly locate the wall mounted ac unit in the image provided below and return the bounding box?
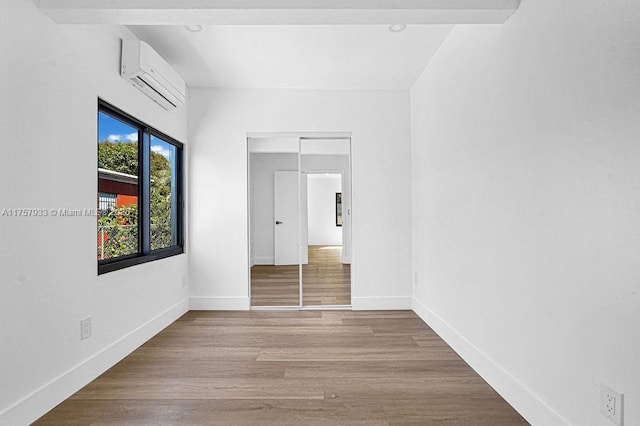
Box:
[121,39,186,110]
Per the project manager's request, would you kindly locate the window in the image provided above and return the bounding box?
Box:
[98,192,117,213]
[97,100,184,273]
[150,136,178,250]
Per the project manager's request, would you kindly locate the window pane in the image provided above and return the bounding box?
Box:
[98,192,117,213]
[97,112,139,261]
[150,136,177,250]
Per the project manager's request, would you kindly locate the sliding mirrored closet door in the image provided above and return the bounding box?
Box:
[249,136,351,308]
[300,138,351,307]
[249,137,300,306]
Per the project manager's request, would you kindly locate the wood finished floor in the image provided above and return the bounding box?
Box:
[251,245,351,306]
[35,311,529,425]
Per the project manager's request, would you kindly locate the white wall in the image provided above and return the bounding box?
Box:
[307,174,342,246]
[0,1,189,424]
[189,89,412,310]
[410,1,640,425]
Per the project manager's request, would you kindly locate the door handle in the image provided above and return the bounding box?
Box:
[275,221,283,225]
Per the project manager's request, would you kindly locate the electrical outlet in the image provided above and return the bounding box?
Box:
[600,384,623,425]
[80,317,92,340]
[181,274,188,288]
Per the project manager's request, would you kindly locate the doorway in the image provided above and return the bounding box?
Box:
[248,135,352,309]
[303,172,350,306]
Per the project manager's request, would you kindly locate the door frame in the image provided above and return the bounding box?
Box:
[247,132,353,310]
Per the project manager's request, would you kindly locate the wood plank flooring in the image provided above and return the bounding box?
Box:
[251,245,351,306]
[35,311,528,425]
[302,245,351,306]
[251,264,300,306]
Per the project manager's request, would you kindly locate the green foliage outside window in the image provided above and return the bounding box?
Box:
[98,204,138,259]
[98,140,174,259]
[98,140,138,175]
[150,146,174,250]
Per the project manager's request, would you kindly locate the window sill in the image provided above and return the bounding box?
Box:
[98,246,184,275]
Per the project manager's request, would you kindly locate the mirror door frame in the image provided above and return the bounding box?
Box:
[247,132,353,310]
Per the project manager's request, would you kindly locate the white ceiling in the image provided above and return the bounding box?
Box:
[129,25,453,90]
[39,0,518,89]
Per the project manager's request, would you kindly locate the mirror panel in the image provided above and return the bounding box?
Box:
[300,138,351,306]
[249,138,300,307]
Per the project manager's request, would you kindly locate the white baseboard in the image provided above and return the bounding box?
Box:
[190,297,251,310]
[411,297,569,426]
[351,296,412,310]
[254,257,274,265]
[0,298,189,426]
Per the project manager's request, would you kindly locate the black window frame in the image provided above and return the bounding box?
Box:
[98,99,184,275]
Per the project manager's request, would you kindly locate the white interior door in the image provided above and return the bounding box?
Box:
[274,171,299,265]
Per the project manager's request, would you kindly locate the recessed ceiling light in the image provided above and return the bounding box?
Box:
[388,24,407,33]
[184,25,203,33]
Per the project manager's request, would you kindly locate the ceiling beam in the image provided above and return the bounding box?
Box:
[35,0,520,25]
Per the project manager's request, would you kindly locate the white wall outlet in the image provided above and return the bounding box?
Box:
[600,384,623,425]
[80,317,92,340]
[181,274,188,288]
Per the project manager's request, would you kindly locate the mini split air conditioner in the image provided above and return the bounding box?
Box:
[121,39,186,110]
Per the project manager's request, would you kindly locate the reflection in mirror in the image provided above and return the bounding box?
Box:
[249,138,300,306]
[301,138,351,306]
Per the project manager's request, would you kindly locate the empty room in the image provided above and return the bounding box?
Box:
[1,0,638,425]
